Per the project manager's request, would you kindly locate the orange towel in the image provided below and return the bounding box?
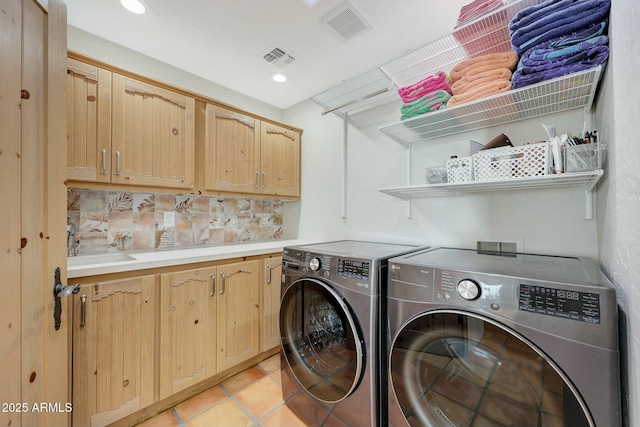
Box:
[450,51,518,82]
[447,80,512,107]
[451,68,513,95]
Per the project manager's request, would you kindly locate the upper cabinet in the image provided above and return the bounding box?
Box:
[67,58,112,183]
[111,74,195,188]
[204,104,301,199]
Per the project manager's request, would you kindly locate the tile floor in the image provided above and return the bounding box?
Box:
[136,354,308,427]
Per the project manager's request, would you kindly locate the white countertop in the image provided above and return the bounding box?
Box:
[67,239,315,279]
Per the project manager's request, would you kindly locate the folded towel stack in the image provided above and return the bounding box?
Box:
[398,71,453,120]
[448,51,518,107]
[454,0,505,28]
[509,0,611,88]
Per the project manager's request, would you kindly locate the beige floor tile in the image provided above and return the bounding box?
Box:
[185,400,253,427]
[235,376,284,419]
[258,354,280,373]
[136,409,180,427]
[271,369,282,383]
[261,403,308,427]
[222,366,267,395]
[175,385,228,420]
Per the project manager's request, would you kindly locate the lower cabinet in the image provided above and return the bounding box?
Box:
[159,267,218,400]
[216,260,261,371]
[72,275,156,427]
[261,255,282,352]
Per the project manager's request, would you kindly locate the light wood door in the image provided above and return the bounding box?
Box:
[72,276,155,427]
[260,122,300,197]
[1,1,68,426]
[261,255,283,352]
[205,105,259,193]
[67,58,112,182]
[112,74,195,189]
[159,268,217,400]
[217,260,260,371]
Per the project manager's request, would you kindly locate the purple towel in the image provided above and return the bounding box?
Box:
[519,35,608,67]
[512,44,608,88]
[509,0,611,55]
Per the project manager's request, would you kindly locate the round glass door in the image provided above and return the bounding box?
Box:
[280,278,365,403]
[389,310,592,427]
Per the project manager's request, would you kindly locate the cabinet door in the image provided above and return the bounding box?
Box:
[217,260,260,371]
[112,74,195,188]
[260,122,300,197]
[159,267,217,400]
[261,255,283,352]
[72,275,155,427]
[205,105,259,193]
[67,58,112,183]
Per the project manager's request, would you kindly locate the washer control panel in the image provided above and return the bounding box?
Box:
[337,259,370,280]
[518,284,601,324]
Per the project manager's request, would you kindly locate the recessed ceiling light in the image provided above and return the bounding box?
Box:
[272,72,289,83]
[121,0,147,14]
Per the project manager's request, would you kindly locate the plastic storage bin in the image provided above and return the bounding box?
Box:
[563,143,602,173]
[425,167,448,184]
[473,142,550,181]
[446,157,474,183]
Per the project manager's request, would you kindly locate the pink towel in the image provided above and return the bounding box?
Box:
[447,80,512,107]
[450,51,518,82]
[455,0,505,28]
[451,67,512,95]
[398,71,452,104]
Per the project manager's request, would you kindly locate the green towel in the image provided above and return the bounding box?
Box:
[400,90,451,120]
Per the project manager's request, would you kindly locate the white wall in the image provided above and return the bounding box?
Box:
[67,27,284,121]
[284,99,598,257]
[596,0,640,426]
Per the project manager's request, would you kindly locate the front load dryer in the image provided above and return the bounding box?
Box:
[386,247,620,427]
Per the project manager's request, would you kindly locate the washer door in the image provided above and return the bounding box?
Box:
[389,310,593,427]
[280,278,365,403]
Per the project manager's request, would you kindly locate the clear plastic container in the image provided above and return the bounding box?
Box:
[425,166,448,184]
[563,143,603,173]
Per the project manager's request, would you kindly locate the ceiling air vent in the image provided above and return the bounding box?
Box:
[322,1,371,42]
[261,44,297,68]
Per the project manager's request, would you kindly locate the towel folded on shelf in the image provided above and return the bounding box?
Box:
[512,42,609,88]
[509,0,611,55]
[450,51,518,82]
[451,67,513,95]
[518,35,608,67]
[455,0,505,28]
[398,71,452,104]
[400,90,452,120]
[447,80,512,107]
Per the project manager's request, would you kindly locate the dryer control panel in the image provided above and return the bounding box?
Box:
[518,284,601,324]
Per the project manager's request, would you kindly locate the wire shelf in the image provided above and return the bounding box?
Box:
[379,170,603,200]
[311,0,548,117]
[378,66,602,146]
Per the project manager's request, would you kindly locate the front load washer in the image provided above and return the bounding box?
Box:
[386,247,620,427]
[280,240,426,427]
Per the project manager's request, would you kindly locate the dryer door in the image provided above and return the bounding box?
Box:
[389,310,593,427]
[280,278,365,403]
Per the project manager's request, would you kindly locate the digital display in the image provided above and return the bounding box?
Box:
[337,259,370,279]
[518,284,600,324]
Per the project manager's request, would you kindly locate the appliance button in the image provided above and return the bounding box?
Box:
[490,302,501,311]
[309,258,321,271]
[324,271,330,278]
[457,279,480,300]
[442,292,451,300]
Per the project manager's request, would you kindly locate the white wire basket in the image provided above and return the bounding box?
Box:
[473,142,550,181]
[446,157,474,183]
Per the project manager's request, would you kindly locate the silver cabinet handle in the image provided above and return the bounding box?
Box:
[115,151,121,176]
[80,294,87,327]
[255,171,260,188]
[262,172,266,189]
[101,149,107,175]
[210,273,216,297]
[267,263,282,284]
[220,272,226,295]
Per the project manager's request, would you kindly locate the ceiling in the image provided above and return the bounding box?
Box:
[63,0,471,110]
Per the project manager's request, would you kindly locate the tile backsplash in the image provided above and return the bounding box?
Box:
[67,189,283,256]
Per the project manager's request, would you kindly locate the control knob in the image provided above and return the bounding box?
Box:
[309,257,322,272]
[457,279,481,300]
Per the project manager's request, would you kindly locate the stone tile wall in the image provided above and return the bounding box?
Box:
[67,189,283,255]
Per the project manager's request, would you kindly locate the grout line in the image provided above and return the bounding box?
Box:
[171,408,186,427]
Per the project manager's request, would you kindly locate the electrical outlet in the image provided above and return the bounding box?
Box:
[164,212,175,227]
